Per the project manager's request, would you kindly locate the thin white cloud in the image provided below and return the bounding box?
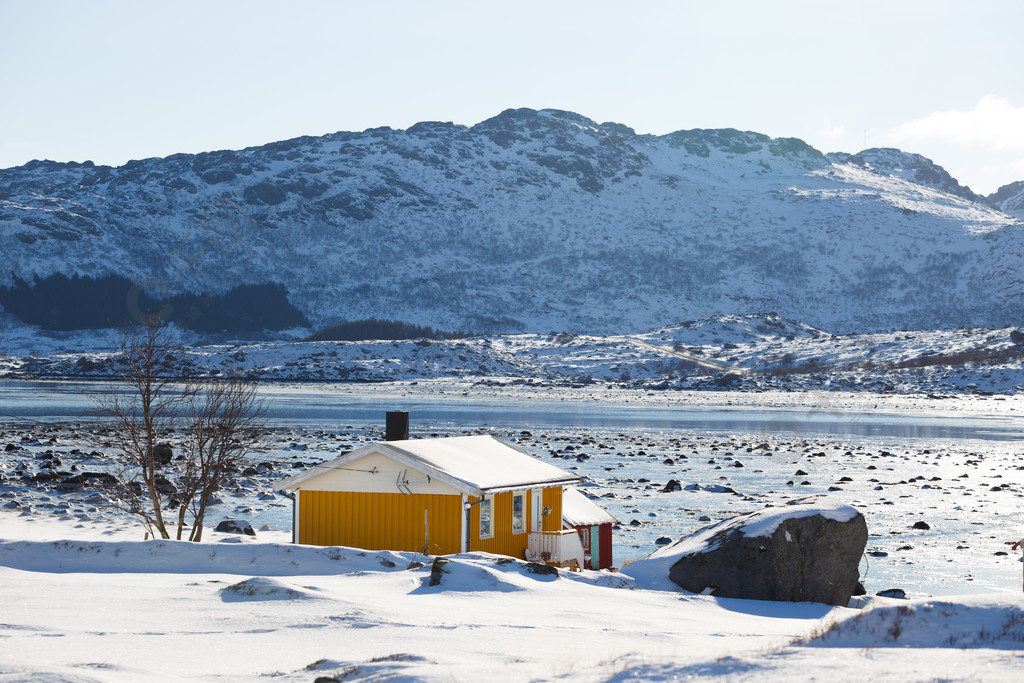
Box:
[889,96,1024,150]
[818,122,847,139]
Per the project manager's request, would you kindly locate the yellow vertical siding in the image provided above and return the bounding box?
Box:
[297,486,566,560]
[467,486,563,559]
[298,491,461,555]
[543,487,562,532]
[469,491,522,558]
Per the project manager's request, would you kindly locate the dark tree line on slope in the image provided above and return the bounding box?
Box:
[305,318,471,342]
[0,273,307,333]
[90,322,266,541]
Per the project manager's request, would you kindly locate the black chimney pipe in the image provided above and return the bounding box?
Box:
[385,411,409,441]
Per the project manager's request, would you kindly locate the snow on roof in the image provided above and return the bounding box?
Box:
[387,435,580,493]
[277,435,580,496]
[561,487,617,527]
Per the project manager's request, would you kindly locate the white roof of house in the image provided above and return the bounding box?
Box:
[561,487,618,527]
[276,435,580,496]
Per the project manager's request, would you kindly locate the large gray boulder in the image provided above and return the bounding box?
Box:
[659,499,866,606]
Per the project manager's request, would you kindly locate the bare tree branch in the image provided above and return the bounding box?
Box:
[177,373,267,541]
[88,321,196,539]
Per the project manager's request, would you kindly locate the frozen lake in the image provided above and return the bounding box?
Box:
[3,378,1024,598]
[3,379,1024,441]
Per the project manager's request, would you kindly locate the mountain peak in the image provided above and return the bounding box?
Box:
[828,148,980,202]
[656,128,827,169]
[986,180,1024,216]
[470,107,631,148]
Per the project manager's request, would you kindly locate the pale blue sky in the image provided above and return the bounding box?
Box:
[2,0,1022,194]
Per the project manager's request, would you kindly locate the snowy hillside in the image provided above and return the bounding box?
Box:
[2,108,1023,334]
[3,313,1024,395]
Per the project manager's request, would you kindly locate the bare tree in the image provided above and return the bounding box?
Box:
[91,321,195,539]
[175,373,266,541]
[91,319,267,541]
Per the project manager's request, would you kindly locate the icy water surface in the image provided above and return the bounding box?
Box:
[3,379,1023,441]
[3,379,1024,598]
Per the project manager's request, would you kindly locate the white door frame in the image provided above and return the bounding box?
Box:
[532,489,544,532]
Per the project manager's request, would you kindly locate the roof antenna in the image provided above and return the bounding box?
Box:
[396,469,431,495]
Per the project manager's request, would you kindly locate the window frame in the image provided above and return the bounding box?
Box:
[479,496,494,539]
[511,492,525,535]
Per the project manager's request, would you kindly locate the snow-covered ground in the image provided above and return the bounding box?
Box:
[3,513,1024,681]
[5,315,1024,680]
[4,394,1024,680]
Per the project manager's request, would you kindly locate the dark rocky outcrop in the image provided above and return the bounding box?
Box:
[525,561,559,576]
[56,471,117,490]
[153,474,176,495]
[215,519,255,536]
[664,500,867,606]
[987,180,1024,215]
[153,442,174,467]
[714,372,743,387]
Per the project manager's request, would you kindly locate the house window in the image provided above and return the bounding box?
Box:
[479,497,493,539]
[512,493,525,534]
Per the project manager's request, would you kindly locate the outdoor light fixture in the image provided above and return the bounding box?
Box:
[542,506,552,516]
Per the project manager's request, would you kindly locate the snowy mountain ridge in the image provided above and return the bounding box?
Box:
[825,148,981,203]
[1,108,1023,335]
[988,180,1024,216]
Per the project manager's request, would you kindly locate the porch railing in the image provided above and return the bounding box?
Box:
[527,530,584,570]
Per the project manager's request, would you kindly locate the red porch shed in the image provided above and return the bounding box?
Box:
[562,487,617,570]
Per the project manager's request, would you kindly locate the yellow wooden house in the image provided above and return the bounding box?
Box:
[274,434,585,563]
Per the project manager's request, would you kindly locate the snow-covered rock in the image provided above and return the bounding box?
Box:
[215,519,256,536]
[643,499,867,606]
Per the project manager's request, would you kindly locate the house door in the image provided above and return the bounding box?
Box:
[532,490,544,532]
